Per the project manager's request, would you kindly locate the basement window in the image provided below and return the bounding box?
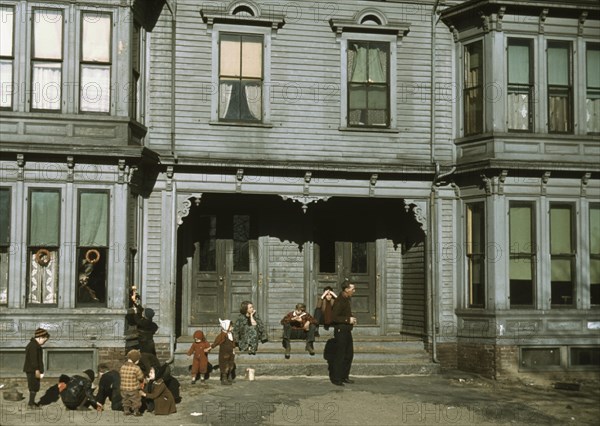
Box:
[520,347,560,369]
[570,347,600,367]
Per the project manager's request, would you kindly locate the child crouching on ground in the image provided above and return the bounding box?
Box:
[187,330,211,384]
[120,349,144,416]
[206,319,235,385]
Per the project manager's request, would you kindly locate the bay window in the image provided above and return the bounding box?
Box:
[547,41,572,133]
[219,33,263,122]
[466,203,485,308]
[347,41,390,127]
[509,203,536,307]
[28,190,60,305]
[550,204,575,307]
[80,12,112,113]
[31,9,63,111]
[0,6,14,110]
[507,39,534,131]
[591,204,600,306]
[464,41,483,136]
[77,191,109,306]
[586,43,600,134]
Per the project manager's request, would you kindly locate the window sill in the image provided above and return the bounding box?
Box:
[339,126,399,133]
[209,120,273,129]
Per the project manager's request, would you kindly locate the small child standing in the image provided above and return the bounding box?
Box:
[119,349,145,416]
[206,319,235,386]
[187,330,211,384]
[23,328,50,409]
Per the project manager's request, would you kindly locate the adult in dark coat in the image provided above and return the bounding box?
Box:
[330,282,357,386]
[96,364,123,411]
[139,351,161,376]
[60,370,102,411]
[135,306,159,355]
[23,328,50,408]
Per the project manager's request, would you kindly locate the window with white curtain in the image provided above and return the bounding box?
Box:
[347,41,389,127]
[547,41,572,133]
[76,191,109,306]
[0,6,14,110]
[507,39,533,131]
[80,12,111,113]
[27,189,60,305]
[586,43,600,135]
[31,9,63,111]
[219,33,263,122]
[464,41,483,136]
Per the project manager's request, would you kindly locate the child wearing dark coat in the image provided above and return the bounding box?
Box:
[23,328,50,409]
[206,319,236,385]
[187,330,211,384]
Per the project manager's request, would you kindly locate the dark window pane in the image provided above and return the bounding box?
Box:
[198,215,216,272]
[76,247,106,306]
[0,188,9,245]
[571,348,600,367]
[351,242,367,273]
[233,215,249,272]
[319,241,335,273]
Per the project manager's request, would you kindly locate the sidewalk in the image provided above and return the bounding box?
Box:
[1,371,599,425]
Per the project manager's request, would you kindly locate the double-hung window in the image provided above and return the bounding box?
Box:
[0,6,14,110]
[80,12,112,113]
[590,204,600,306]
[550,204,575,307]
[28,189,60,305]
[547,41,572,133]
[509,202,536,308]
[466,203,485,308]
[586,43,600,134]
[31,9,63,111]
[347,41,390,127]
[219,33,263,122]
[77,191,109,306]
[464,41,483,135]
[131,22,142,121]
[0,188,9,305]
[507,39,534,131]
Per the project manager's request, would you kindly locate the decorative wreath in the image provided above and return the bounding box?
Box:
[85,249,101,264]
[34,248,51,267]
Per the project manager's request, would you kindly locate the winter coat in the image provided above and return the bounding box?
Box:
[60,375,99,410]
[144,379,176,415]
[187,331,211,374]
[233,313,267,352]
[23,338,44,373]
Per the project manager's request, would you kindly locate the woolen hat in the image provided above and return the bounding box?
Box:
[59,374,70,384]
[144,308,155,320]
[83,369,95,382]
[34,328,49,339]
[127,349,141,363]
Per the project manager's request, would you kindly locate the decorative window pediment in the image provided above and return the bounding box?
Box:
[329,9,410,39]
[200,2,285,32]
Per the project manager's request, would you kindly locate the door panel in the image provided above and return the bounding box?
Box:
[315,241,377,325]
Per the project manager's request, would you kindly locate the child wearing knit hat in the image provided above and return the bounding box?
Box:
[23,328,49,409]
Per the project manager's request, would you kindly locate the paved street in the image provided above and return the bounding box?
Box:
[1,371,599,426]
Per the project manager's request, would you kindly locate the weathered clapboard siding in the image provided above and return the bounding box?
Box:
[265,238,305,326]
[401,242,426,336]
[142,192,164,317]
[385,240,403,334]
[439,196,456,340]
[147,0,454,166]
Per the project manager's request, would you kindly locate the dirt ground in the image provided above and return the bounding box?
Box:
[1,371,599,425]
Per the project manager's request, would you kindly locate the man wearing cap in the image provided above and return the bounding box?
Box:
[23,327,49,409]
[60,370,103,411]
[134,306,159,355]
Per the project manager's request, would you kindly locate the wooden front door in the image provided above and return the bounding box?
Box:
[315,241,377,325]
[190,214,257,325]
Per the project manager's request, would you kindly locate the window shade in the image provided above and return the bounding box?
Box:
[510,206,532,253]
[79,192,108,246]
[548,43,569,86]
[30,191,60,246]
[508,42,530,85]
[587,45,600,89]
[550,206,572,254]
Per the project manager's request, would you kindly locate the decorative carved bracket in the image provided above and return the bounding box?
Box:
[496,7,506,32]
[479,12,490,32]
[303,171,312,196]
[449,25,459,42]
[451,181,461,198]
[481,174,492,196]
[539,8,548,34]
[279,194,330,214]
[369,174,378,197]
[16,154,25,181]
[118,159,126,184]
[541,171,551,195]
[236,168,244,193]
[66,156,74,182]
[177,193,203,225]
[498,170,508,195]
[578,11,588,36]
[404,199,427,234]
[581,172,591,197]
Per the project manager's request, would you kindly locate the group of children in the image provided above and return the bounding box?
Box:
[187,318,236,386]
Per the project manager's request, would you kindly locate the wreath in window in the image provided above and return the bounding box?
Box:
[34,248,51,267]
[85,249,101,264]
